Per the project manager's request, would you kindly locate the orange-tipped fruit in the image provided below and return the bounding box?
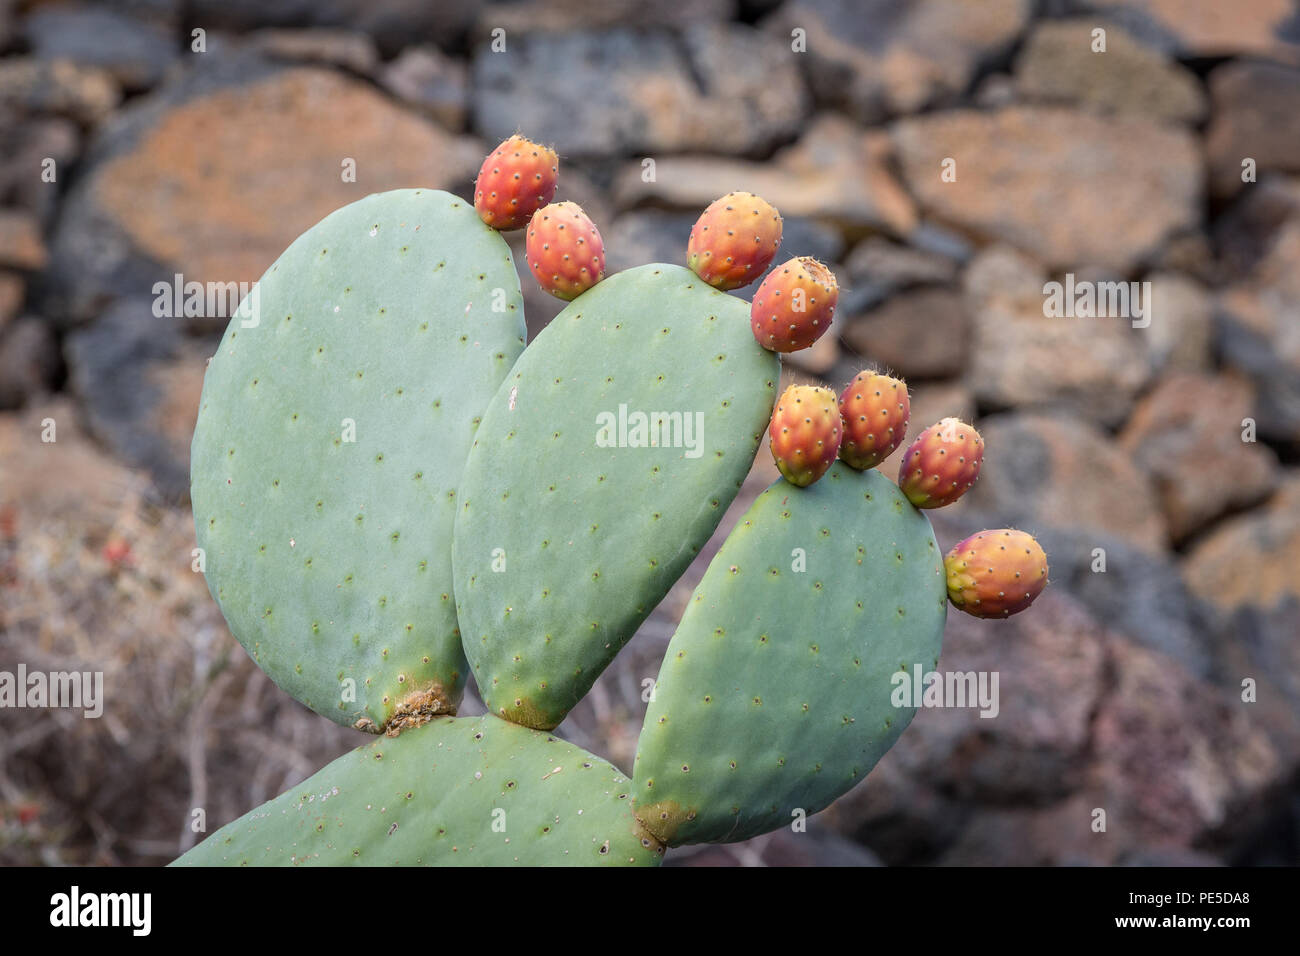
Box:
[945,529,1048,618]
[838,371,910,470]
[474,134,559,231]
[750,257,839,352]
[525,201,605,300]
[686,192,782,291]
[897,417,983,508]
[769,385,841,487]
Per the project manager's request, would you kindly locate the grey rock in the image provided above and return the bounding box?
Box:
[892,107,1203,273]
[378,45,468,130]
[843,287,968,380]
[1015,19,1206,123]
[0,271,20,331]
[1212,174,1300,279]
[961,410,1168,553]
[473,25,808,158]
[0,57,121,125]
[1142,271,1215,373]
[24,3,179,91]
[1206,61,1300,199]
[612,114,918,236]
[0,117,80,225]
[1217,220,1300,444]
[841,236,958,313]
[1061,0,1300,61]
[473,0,737,38]
[763,0,1031,122]
[963,246,1154,427]
[188,0,479,56]
[0,316,60,409]
[65,299,217,500]
[249,28,379,76]
[1118,372,1279,544]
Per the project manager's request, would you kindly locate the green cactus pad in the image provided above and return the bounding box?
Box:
[171,715,664,866]
[190,189,526,733]
[632,465,947,846]
[453,264,780,729]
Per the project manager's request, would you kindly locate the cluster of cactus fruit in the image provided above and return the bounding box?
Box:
[174,134,1048,866]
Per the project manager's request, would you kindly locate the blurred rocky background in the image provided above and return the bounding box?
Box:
[1,0,1299,866]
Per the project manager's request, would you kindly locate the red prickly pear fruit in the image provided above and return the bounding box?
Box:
[838,371,910,470]
[769,384,842,487]
[474,134,559,231]
[897,417,983,508]
[686,191,782,291]
[525,200,605,301]
[750,256,839,352]
[945,529,1048,618]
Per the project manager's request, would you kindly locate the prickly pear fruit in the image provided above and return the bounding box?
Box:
[526,200,605,300]
[769,385,841,487]
[474,134,559,231]
[898,417,983,508]
[750,257,839,352]
[686,192,782,291]
[945,529,1048,618]
[839,371,910,471]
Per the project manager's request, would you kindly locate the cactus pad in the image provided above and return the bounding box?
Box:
[453,264,780,729]
[172,715,663,866]
[632,465,947,845]
[190,189,526,733]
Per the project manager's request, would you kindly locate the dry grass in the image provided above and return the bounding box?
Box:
[0,404,359,865]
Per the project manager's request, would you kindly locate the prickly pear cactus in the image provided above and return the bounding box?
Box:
[453,264,779,729]
[190,189,526,734]
[180,143,1047,868]
[171,715,663,867]
[632,465,946,846]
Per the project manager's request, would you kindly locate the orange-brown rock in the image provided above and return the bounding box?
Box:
[90,67,480,288]
[891,107,1201,271]
[1119,372,1279,543]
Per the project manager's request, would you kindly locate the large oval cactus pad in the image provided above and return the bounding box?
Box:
[454,264,780,729]
[172,715,664,866]
[632,465,947,845]
[191,189,526,732]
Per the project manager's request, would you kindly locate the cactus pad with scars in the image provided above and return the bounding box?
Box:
[190,189,526,733]
[171,715,663,866]
[631,464,946,846]
[453,264,780,730]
